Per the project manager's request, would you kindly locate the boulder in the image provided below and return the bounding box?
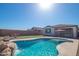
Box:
[0,37,16,56]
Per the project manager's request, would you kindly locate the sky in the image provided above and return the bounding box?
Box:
[0,3,79,30]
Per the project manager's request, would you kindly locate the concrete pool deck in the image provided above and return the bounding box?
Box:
[57,39,79,56]
[10,37,79,56]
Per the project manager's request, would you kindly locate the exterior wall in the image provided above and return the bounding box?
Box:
[26,30,43,35]
[0,29,27,36]
[72,27,78,38]
[0,29,43,36]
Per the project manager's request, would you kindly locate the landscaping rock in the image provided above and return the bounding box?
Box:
[0,37,16,56]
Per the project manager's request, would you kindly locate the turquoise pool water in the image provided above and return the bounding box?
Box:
[14,38,69,56]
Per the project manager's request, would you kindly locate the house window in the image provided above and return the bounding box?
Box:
[45,28,51,33]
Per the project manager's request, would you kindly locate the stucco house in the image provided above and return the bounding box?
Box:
[43,24,78,38]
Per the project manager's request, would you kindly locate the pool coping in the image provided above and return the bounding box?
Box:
[10,37,75,41]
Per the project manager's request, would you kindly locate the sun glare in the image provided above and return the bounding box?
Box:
[38,2,53,10]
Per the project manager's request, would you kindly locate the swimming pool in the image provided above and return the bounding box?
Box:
[14,38,71,56]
